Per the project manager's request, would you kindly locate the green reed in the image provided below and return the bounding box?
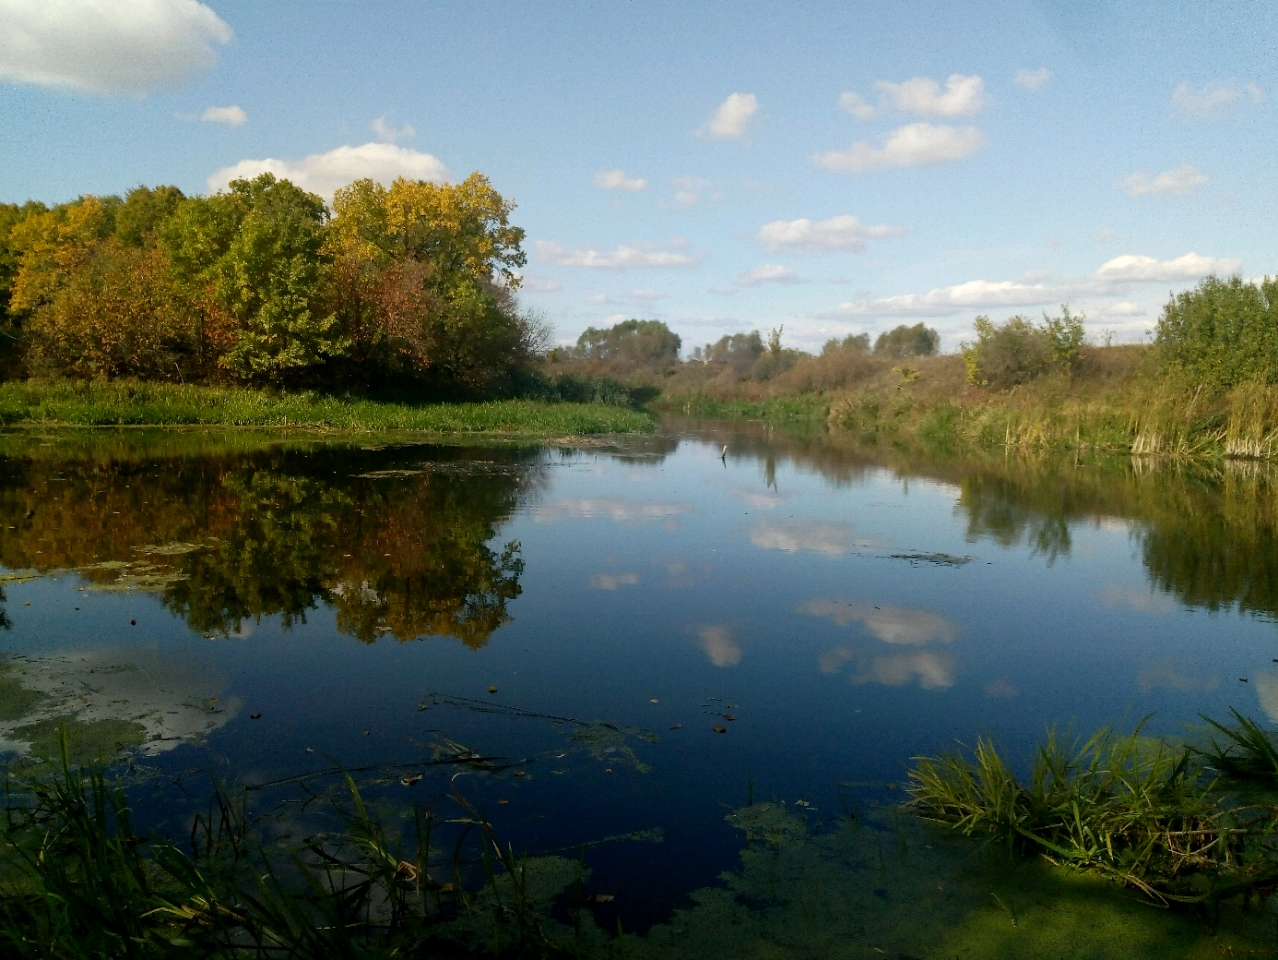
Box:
[907,717,1278,905]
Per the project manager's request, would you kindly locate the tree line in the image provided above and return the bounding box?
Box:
[0,173,549,397]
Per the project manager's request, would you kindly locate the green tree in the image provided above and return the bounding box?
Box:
[574,319,682,370]
[162,174,346,382]
[822,333,871,355]
[1156,275,1278,387]
[874,323,940,359]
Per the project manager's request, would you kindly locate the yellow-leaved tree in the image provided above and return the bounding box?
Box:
[326,173,529,394]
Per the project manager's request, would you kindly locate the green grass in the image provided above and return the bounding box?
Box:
[0,380,654,436]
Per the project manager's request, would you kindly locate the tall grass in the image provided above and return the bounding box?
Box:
[0,379,654,435]
[907,717,1278,905]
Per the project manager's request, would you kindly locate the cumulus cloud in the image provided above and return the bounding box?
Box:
[1093,252,1242,283]
[369,114,414,144]
[200,104,245,126]
[0,0,232,95]
[839,74,984,119]
[1115,165,1207,197]
[698,92,759,140]
[735,264,804,287]
[798,600,959,645]
[208,143,449,200]
[757,214,903,253]
[534,240,696,269]
[1014,67,1051,91]
[825,278,1059,318]
[814,123,985,173]
[696,625,742,667]
[594,168,647,191]
[823,251,1242,320]
[1172,81,1266,120]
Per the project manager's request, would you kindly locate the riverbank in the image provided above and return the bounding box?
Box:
[0,380,654,435]
[652,345,1278,460]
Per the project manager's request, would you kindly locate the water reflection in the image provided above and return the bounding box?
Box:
[695,625,742,667]
[676,418,1278,623]
[799,600,959,645]
[0,443,538,647]
[750,521,880,556]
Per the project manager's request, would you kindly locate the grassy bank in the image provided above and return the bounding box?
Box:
[655,345,1278,460]
[0,380,654,435]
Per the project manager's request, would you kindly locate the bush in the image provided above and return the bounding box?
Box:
[1156,274,1278,387]
[961,307,1084,388]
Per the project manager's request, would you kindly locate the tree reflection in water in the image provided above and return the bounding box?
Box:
[674,418,1278,622]
[0,442,538,648]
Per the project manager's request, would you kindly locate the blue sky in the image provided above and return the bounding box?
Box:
[2,0,1274,352]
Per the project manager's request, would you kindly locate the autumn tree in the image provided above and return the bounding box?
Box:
[326,173,528,393]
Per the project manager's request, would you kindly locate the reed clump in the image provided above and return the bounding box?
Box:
[907,717,1278,906]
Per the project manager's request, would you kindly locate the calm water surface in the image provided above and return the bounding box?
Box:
[3,421,1277,946]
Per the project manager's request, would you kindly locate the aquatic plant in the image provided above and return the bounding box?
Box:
[0,735,559,958]
[906,721,1278,904]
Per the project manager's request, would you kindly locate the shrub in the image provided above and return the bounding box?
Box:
[1156,274,1278,387]
[961,307,1084,387]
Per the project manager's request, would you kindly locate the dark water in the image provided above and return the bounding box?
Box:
[3,421,1278,948]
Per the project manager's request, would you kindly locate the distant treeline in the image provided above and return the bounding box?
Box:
[0,174,551,398]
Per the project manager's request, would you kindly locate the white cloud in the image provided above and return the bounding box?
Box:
[837,91,877,120]
[839,74,984,119]
[696,625,741,667]
[757,214,903,253]
[369,113,414,144]
[735,264,804,287]
[0,0,232,96]
[698,92,759,141]
[827,277,1058,318]
[1,0,236,98]
[1093,252,1241,283]
[1014,67,1051,91]
[200,104,245,127]
[534,240,696,269]
[208,142,449,200]
[814,123,984,173]
[1115,165,1207,197]
[594,168,647,191]
[1172,81,1265,120]
[877,73,984,117]
[822,251,1243,323]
